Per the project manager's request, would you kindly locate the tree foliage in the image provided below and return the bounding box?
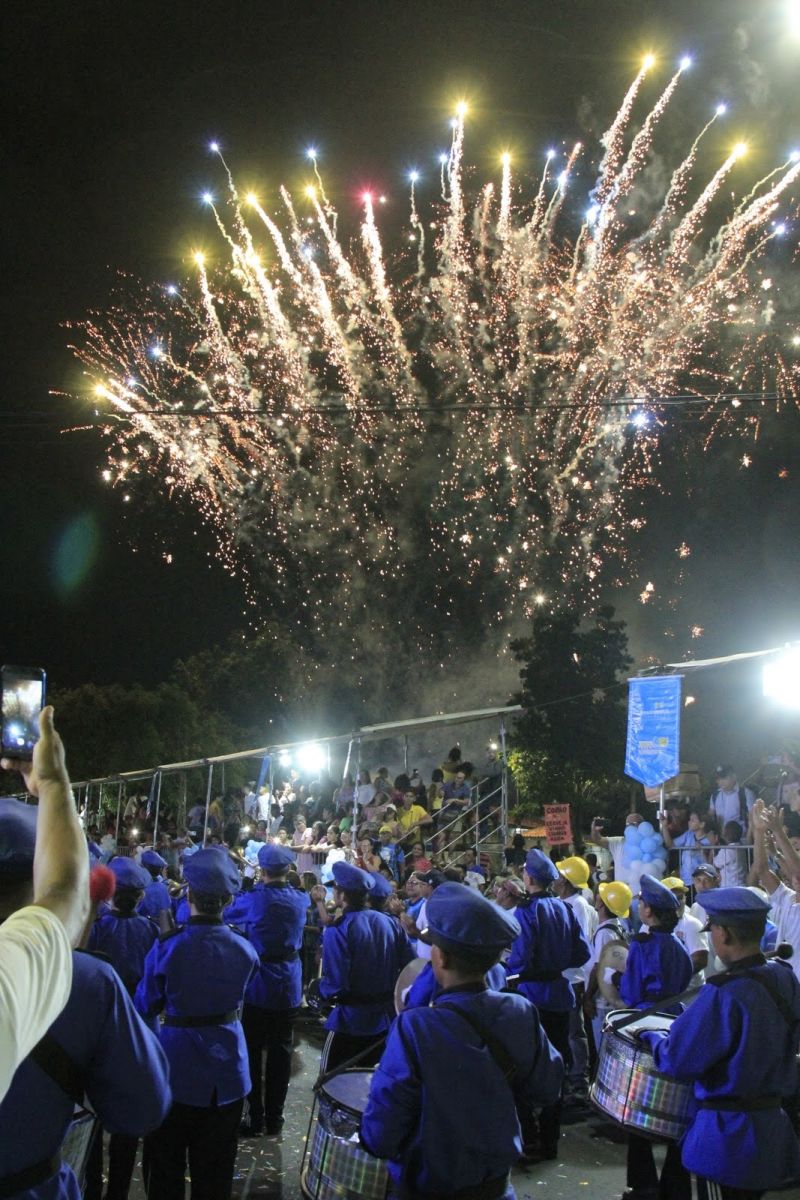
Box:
[509,605,633,837]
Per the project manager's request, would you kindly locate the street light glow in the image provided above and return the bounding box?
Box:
[763,647,800,709]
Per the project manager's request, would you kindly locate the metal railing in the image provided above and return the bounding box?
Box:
[428,778,506,867]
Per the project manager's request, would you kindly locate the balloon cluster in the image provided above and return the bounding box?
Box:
[622,821,666,880]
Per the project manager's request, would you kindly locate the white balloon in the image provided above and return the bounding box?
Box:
[651,858,667,877]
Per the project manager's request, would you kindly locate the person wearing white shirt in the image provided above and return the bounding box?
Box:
[590,813,644,888]
[712,820,749,888]
[662,876,709,999]
[584,880,633,1055]
[708,764,755,827]
[751,799,800,982]
[555,858,598,1098]
[0,706,89,1102]
[688,863,726,977]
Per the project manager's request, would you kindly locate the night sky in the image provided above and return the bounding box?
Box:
[2,0,799,767]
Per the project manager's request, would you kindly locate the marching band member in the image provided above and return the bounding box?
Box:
[318,860,414,1070]
[85,856,160,1200]
[361,882,563,1200]
[138,850,172,921]
[225,843,310,1137]
[621,874,693,1200]
[638,887,800,1200]
[135,848,259,1200]
[583,880,633,1052]
[504,848,590,1161]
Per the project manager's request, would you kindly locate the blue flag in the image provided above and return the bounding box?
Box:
[625,675,683,788]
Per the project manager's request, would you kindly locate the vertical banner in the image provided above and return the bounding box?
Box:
[625,675,683,788]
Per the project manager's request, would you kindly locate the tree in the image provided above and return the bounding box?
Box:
[509,605,633,840]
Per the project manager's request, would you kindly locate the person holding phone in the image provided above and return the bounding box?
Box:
[0,703,90,1101]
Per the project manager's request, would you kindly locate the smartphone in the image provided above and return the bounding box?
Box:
[1,665,46,760]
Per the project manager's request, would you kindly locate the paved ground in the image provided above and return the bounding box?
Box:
[123,1017,800,1200]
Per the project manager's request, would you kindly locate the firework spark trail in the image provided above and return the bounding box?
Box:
[75,60,800,673]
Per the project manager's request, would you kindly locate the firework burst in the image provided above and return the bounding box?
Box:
[73,57,800,676]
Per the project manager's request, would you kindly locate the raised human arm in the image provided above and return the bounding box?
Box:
[658,815,675,849]
[761,804,800,883]
[1,706,89,944]
[590,820,610,850]
[751,798,781,895]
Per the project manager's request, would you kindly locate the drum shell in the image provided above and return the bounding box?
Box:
[301,1070,388,1200]
[589,1011,693,1141]
[62,1108,100,1190]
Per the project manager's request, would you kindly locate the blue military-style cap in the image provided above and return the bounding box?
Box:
[108,856,151,890]
[332,860,375,892]
[425,881,521,951]
[369,872,394,899]
[701,886,771,926]
[141,849,167,870]
[257,843,296,871]
[183,847,242,895]
[524,848,559,884]
[0,798,37,878]
[639,873,679,910]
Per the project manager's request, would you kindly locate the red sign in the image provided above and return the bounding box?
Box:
[544,804,572,845]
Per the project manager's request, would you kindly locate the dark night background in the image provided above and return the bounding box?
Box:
[2,0,799,773]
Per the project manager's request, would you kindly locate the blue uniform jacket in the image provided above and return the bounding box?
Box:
[320,908,414,1034]
[361,983,564,1196]
[620,929,693,1011]
[138,877,173,920]
[640,957,800,1190]
[0,950,170,1200]
[225,881,310,1009]
[405,960,507,1009]
[135,916,259,1106]
[87,910,158,994]
[505,894,590,1012]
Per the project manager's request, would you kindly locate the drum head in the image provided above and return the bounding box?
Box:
[608,1011,676,1040]
[321,1069,374,1115]
[394,956,427,1013]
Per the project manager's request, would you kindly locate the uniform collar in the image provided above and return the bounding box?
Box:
[435,981,487,998]
[264,880,289,888]
[726,952,767,972]
[188,915,224,925]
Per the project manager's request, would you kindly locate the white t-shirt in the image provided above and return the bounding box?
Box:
[710,786,755,826]
[675,910,709,991]
[713,845,748,888]
[769,882,800,982]
[0,906,73,1103]
[563,892,598,985]
[607,836,637,887]
[416,899,432,961]
[689,898,725,978]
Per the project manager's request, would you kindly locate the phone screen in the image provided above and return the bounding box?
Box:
[1,666,46,759]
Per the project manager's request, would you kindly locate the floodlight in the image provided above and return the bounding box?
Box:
[763,646,800,709]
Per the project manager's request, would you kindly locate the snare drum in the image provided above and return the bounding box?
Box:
[62,1107,99,1190]
[301,1070,388,1200]
[589,1010,693,1141]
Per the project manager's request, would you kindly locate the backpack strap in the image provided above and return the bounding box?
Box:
[28,1033,86,1106]
[707,963,798,1032]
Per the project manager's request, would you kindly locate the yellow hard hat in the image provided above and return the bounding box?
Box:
[556,856,591,889]
[662,876,687,892]
[598,880,633,918]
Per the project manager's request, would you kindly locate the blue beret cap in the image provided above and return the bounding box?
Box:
[0,798,37,877]
[369,872,394,899]
[524,848,559,884]
[701,886,770,925]
[425,882,520,951]
[108,856,151,890]
[183,847,241,896]
[332,861,375,892]
[258,843,296,871]
[639,873,679,910]
[141,850,167,870]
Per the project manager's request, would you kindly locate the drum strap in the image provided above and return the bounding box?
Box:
[260,949,300,964]
[28,1032,87,1107]
[0,1153,61,1199]
[434,1003,517,1083]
